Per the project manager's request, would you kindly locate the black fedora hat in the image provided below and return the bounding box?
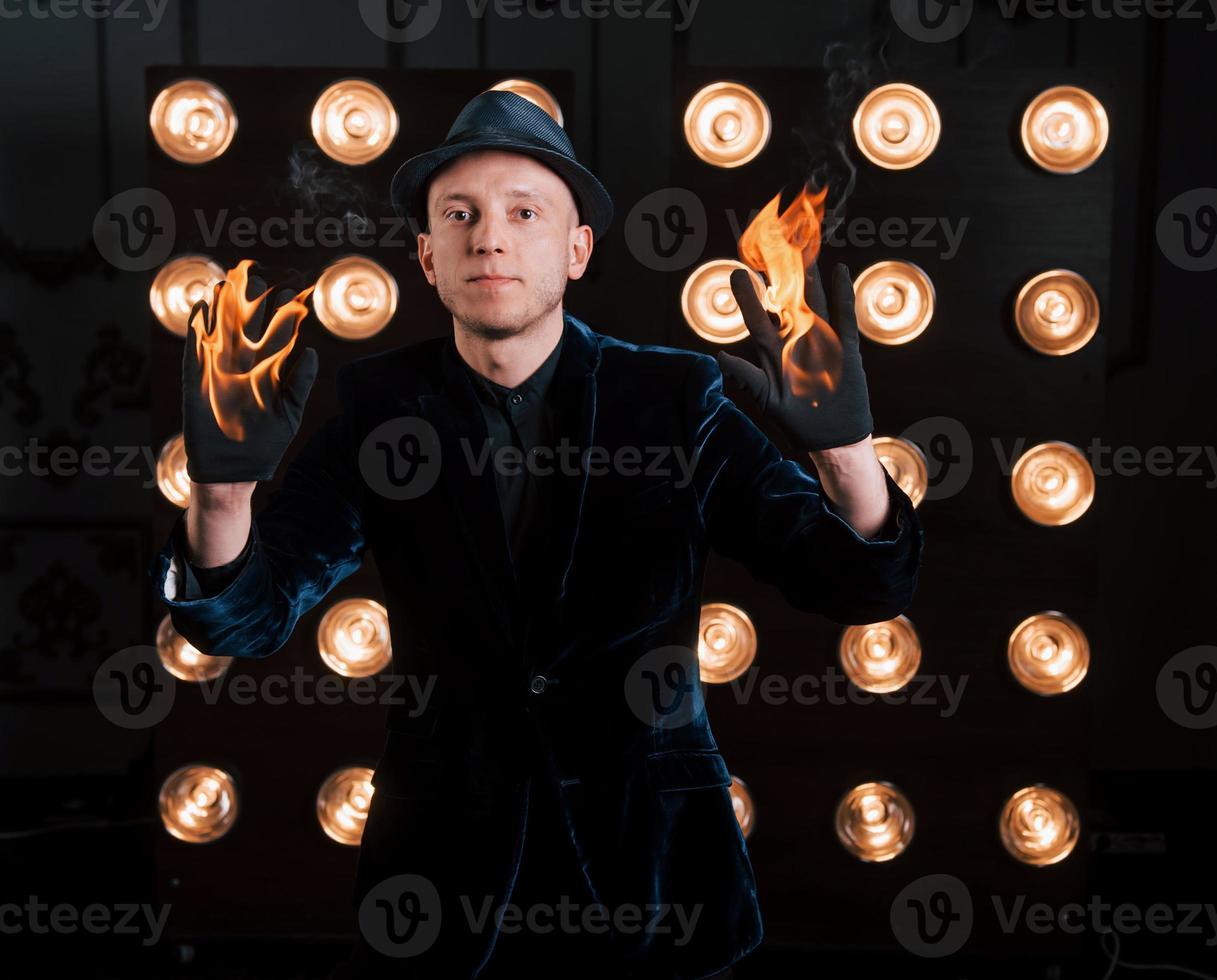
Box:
[390,89,614,242]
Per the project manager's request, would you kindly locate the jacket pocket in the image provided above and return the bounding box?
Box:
[645,748,732,793]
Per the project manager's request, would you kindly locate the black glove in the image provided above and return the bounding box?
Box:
[183,273,318,484]
[717,261,874,453]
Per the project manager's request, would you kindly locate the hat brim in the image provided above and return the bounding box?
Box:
[390,131,614,243]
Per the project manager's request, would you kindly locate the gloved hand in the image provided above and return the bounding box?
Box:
[182,271,318,484]
[717,261,874,453]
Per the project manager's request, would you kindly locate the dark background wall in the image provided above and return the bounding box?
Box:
[1,1,1214,977]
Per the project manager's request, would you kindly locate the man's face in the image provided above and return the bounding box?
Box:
[417,149,593,339]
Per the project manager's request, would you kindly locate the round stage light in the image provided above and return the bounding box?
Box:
[149,78,238,164]
[317,598,392,677]
[999,784,1079,865]
[835,781,915,862]
[1021,85,1109,174]
[853,83,941,170]
[149,255,226,337]
[156,433,190,509]
[729,776,755,839]
[314,255,398,340]
[681,259,764,344]
[1008,611,1090,696]
[854,260,935,345]
[1011,441,1095,526]
[156,614,232,683]
[697,602,757,684]
[311,78,399,165]
[872,436,928,508]
[159,764,239,843]
[839,615,922,694]
[488,78,564,126]
[683,81,771,168]
[317,766,376,846]
[1015,269,1100,356]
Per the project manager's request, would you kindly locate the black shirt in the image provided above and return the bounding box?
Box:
[449,321,565,584]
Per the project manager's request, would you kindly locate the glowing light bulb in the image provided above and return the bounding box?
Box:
[683,82,771,168]
[853,83,941,170]
[697,602,757,684]
[149,79,237,164]
[1021,86,1109,174]
[835,781,915,862]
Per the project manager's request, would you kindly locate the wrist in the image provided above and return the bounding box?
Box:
[807,434,874,471]
[189,480,256,513]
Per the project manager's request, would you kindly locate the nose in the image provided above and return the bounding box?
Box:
[471,209,508,255]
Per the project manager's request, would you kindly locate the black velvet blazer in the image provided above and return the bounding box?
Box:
[149,310,925,978]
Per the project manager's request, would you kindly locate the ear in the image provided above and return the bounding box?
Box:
[417,231,436,286]
[567,222,593,281]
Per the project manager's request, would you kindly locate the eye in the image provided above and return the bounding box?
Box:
[518,208,537,220]
[446,209,471,222]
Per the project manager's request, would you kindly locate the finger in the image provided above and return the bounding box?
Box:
[249,288,299,345]
[715,350,770,414]
[808,260,829,324]
[729,268,783,363]
[239,273,272,342]
[831,263,860,346]
[281,346,318,423]
[181,320,210,435]
[182,319,201,392]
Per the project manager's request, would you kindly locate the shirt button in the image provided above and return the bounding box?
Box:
[529,674,548,695]
[510,393,523,405]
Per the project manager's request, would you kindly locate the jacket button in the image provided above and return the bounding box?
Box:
[529,674,548,695]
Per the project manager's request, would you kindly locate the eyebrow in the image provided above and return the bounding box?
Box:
[435,187,555,207]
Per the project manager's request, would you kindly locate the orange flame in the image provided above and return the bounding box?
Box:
[190,260,314,441]
[737,184,841,407]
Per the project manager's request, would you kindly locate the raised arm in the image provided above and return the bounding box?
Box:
[685,350,922,624]
[146,266,366,658]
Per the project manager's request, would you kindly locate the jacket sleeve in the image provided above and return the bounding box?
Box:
[146,366,368,658]
[684,352,925,625]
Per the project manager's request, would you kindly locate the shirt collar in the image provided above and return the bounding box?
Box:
[454,316,567,411]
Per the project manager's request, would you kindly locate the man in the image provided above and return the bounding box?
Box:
[149,90,924,978]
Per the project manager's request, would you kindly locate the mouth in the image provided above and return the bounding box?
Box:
[468,275,519,286]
